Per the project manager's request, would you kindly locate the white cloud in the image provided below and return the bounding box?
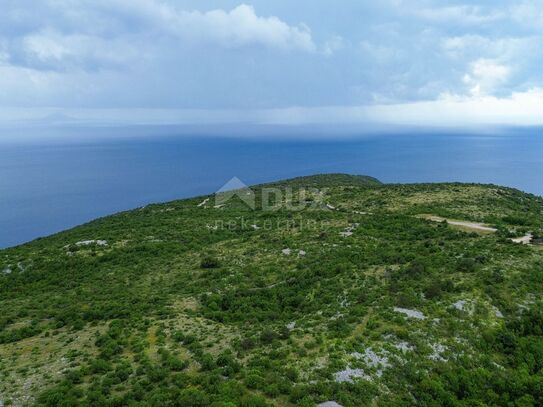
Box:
[413,5,503,25]
[5,88,543,128]
[510,1,543,31]
[62,1,317,52]
[0,1,542,121]
[66,1,317,52]
[2,2,316,74]
[441,35,532,61]
[462,59,510,96]
[322,35,344,56]
[24,32,68,61]
[20,29,141,71]
[0,40,9,64]
[366,88,543,126]
[255,89,543,127]
[442,35,490,56]
[169,4,316,51]
[359,41,400,63]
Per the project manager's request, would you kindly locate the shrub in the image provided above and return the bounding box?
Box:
[177,388,209,407]
[456,258,477,273]
[200,256,221,269]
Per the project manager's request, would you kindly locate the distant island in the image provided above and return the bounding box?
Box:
[1,174,542,406]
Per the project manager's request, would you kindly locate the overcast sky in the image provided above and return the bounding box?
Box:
[2,0,543,127]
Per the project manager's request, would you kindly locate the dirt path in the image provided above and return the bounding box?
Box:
[422,215,533,244]
[422,215,498,233]
[512,233,533,244]
[351,307,374,338]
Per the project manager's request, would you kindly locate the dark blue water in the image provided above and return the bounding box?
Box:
[1,130,542,248]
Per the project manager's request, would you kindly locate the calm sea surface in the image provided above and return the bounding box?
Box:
[1,130,542,248]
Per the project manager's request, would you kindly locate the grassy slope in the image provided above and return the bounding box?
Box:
[1,174,543,407]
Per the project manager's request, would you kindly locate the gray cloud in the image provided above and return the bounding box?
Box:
[0,0,542,127]
[1,1,316,73]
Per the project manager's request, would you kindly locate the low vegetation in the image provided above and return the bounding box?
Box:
[1,174,542,406]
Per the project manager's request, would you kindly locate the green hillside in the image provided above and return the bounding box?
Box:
[1,174,543,407]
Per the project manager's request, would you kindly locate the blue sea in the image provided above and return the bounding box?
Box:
[1,128,542,248]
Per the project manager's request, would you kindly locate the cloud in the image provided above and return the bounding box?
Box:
[255,88,543,126]
[442,35,494,57]
[0,40,9,64]
[6,87,543,128]
[413,5,503,25]
[359,40,403,67]
[322,35,344,56]
[0,0,542,124]
[441,34,533,61]
[367,88,543,126]
[247,88,543,127]
[0,2,316,73]
[169,4,316,51]
[8,0,316,66]
[17,29,142,71]
[462,59,510,96]
[510,1,543,31]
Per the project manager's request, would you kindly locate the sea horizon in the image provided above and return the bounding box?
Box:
[1,126,542,249]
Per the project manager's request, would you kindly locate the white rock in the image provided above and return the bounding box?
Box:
[351,348,390,377]
[334,367,369,383]
[429,343,447,362]
[75,240,108,247]
[492,362,505,370]
[286,321,296,330]
[493,307,504,318]
[282,248,291,255]
[197,198,210,207]
[394,341,415,352]
[298,250,306,256]
[451,300,467,311]
[393,307,426,320]
[339,224,359,238]
[317,402,343,407]
[2,267,12,274]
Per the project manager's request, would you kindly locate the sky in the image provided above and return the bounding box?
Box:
[2,0,543,128]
